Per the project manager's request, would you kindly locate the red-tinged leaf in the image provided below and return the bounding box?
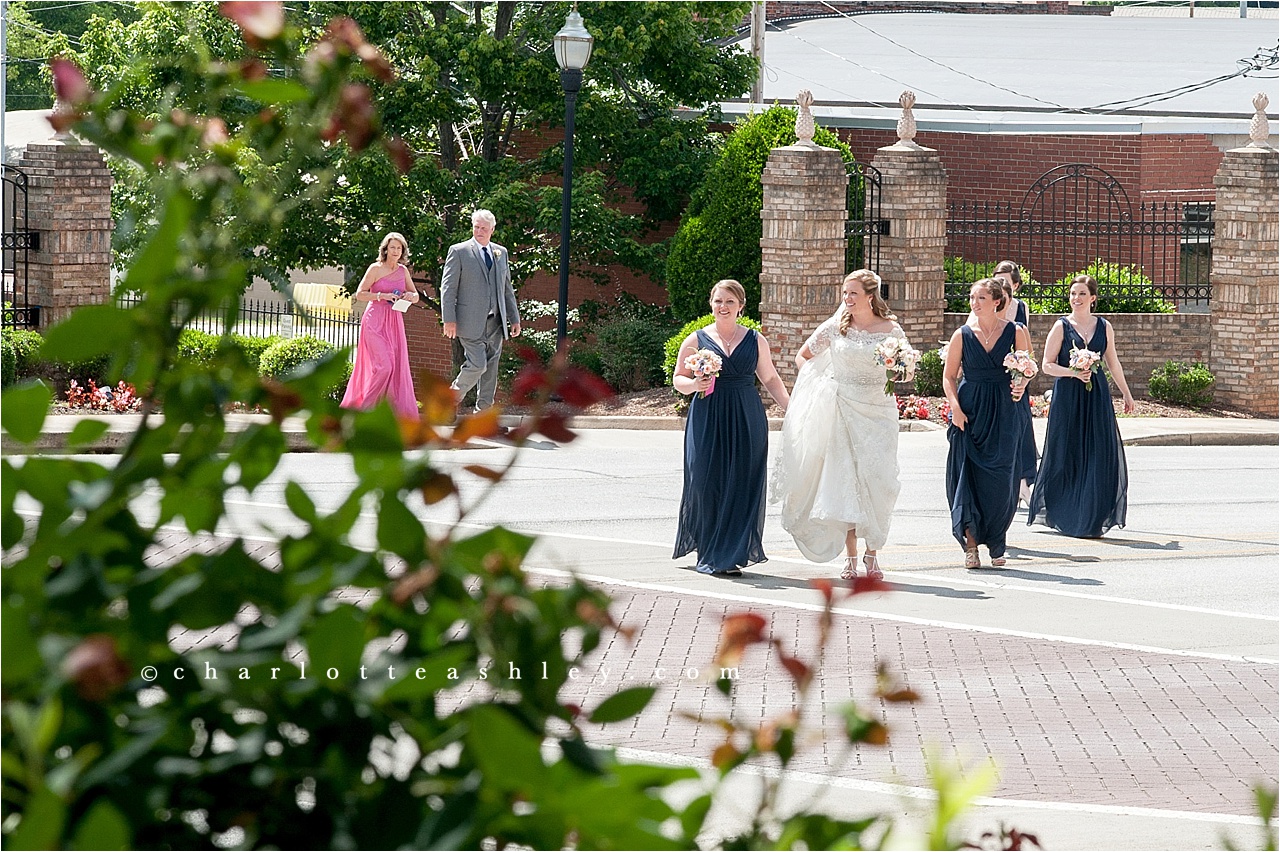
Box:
[261,378,302,424]
[511,362,551,405]
[62,635,129,701]
[219,1,284,44]
[240,58,269,80]
[711,742,740,770]
[555,366,613,408]
[384,136,414,174]
[849,575,892,595]
[863,720,888,745]
[754,722,780,752]
[398,417,437,449]
[463,464,503,482]
[357,42,396,82]
[881,687,920,703]
[421,472,455,505]
[778,654,811,690]
[334,83,377,151]
[533,411,576,444]
[416,371,457,426]
[51,57,90,104]
[201,118,230,147]
[563,702,582,720]
[810,577,834,603]
[390,568,437,606]
[714,612,768,667]
[452,406,501,442]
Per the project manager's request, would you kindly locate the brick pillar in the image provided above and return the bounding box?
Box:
[759,144,847,385]
[1209,146,1278,415]
[16,140,113,330]
[871,141,947,350]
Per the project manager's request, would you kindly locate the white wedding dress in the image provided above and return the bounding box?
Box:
[771,317,906,561]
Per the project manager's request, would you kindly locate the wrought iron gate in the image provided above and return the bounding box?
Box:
[2,164,41,328]
[947,163,1213,312]
[846,160,889,296]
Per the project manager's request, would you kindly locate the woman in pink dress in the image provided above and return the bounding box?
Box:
[340,232,420,419]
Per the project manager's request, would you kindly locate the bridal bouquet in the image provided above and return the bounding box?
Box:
[1068,345,1102,391]
[1002,349,1038,398]
[684,348,723,398]
[874,336,920,395]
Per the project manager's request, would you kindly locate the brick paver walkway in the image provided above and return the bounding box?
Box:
[152,530,1278,818]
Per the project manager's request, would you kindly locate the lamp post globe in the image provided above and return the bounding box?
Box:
[553,5,592,348]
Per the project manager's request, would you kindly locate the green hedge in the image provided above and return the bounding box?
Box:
[177,329,286,373]
[1053,259,1176,314]
[1,328,44,387]
[665,105,856,322]
[1148,360,1215,408]
[913,348,944,397]
[259,335,352,400]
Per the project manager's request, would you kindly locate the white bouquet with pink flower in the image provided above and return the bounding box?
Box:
[874,336,920,395]
[1068,345,1102,391]
[684,348,723,398]
[1002,349,1039,398]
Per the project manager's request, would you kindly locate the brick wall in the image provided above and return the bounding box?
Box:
[941,311,1211,398]
[833,129,1223,206]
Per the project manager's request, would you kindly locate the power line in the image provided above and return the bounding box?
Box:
[816,0,1084,113]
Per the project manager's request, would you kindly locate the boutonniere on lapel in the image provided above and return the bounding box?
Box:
[491,248,502,261]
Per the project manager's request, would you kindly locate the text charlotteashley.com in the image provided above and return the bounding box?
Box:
[138,659,743,685]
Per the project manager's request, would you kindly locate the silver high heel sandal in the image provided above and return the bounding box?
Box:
[841,556,857,581]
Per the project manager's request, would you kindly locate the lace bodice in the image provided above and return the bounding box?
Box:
[806,318,906,391]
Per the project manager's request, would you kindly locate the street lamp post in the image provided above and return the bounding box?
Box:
[553,4,592,348]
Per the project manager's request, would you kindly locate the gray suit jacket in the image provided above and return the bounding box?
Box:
[439,238,519,339]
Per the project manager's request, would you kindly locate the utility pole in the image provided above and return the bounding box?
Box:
[1,0,8,166]
[750,1,765,104]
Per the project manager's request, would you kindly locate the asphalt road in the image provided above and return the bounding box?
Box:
[19,433,1279,849]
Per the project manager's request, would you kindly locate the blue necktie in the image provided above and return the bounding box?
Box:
[483,246,493,270]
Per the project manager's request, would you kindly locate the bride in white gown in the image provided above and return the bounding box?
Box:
[771,269,908,581]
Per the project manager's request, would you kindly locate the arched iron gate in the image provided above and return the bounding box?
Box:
[2,164,41,328]
[946,163,1213,313]
[846,159,890,298]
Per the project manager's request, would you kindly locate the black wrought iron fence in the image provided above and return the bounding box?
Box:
[2,164,41,329]
[945,164,1213,314]
[116,293,362,355]
[846,160,890,292]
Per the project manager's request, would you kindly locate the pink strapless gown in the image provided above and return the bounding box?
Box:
[340,267,419,419]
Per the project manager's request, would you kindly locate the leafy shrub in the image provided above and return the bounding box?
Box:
[662,314,763,380]
[176,329,220,366]
[913,348,944,397]
[1148,360,1215,408]
[1054,259,1176,314]
[944,257,1046,312]
[1,329,43,387]
[498,300,576,391]
[581,295,681,392]
[234,333,285,373]
[665,105,856,322]
[259,335,352,400]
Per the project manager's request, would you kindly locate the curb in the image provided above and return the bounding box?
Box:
[5,414,1275,454]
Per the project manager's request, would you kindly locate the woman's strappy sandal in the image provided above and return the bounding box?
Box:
[964,547,980,569]
[990,554,1007,568]
[863,554,884,580]
[841,556,858,581]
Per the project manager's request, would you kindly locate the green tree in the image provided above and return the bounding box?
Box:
[72,1,755,296]
[4,1,142,110]
[664,105,856,321]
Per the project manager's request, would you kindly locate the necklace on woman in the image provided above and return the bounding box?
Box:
[975,321,999,348]
[715,324,742,353]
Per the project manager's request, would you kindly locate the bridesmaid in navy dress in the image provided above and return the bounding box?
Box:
[993,260,1037,503]
[944,279,1033,568]
[1028,274,1136,538]
[673,280,790,576]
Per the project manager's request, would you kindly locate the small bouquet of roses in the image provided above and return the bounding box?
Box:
[684,348,723,398]
[874,336,921,395]
[1068,345,1102,391]
[1002,349,1038,398]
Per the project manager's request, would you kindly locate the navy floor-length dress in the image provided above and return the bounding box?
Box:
[1014,300,1037,485]
[1028,317,1128,538]
[674,328,768,572]
[946,323,1024,559]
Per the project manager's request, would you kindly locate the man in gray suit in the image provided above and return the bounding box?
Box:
[440,208,521,415]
